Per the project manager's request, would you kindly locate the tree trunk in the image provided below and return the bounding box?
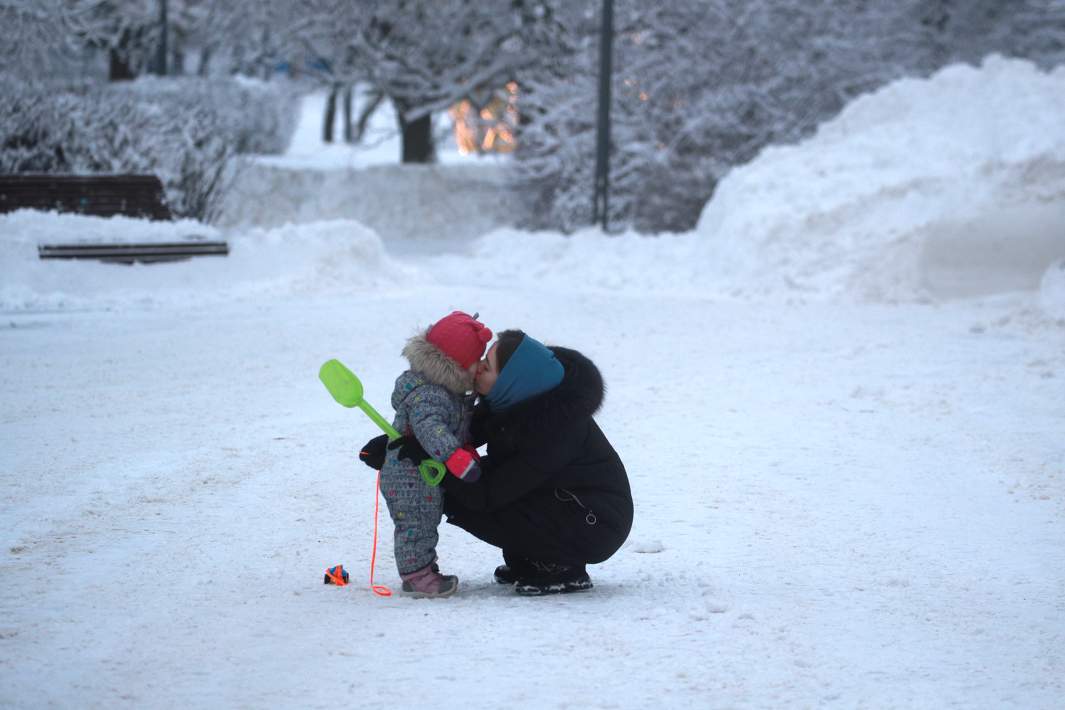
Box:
[109,49,135,81]
[342,86,354,144]
[154,0,168,76]
[197,46,213,76]
[398,110,435,164]
[323,86,339,143]
[172,45,185,75]
[263,25,274,80]
[355,91,384,143]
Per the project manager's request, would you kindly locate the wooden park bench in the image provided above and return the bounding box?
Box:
[0,174,229,264]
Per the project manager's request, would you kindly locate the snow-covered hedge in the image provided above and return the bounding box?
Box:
[0,76,299,221]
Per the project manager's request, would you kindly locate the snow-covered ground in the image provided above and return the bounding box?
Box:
[2,57,1064,708]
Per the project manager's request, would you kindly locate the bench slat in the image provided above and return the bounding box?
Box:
[0,174,173,220]
[6,175,228,264]
[38,242,229,264]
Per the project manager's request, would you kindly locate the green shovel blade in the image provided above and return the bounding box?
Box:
[319,358,363,408]
[318,358,447,487]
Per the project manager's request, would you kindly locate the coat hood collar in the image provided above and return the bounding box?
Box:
[482,346,604,429]
[401,331,474,395]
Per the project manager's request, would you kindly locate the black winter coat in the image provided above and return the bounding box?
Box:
[442,347,633,565]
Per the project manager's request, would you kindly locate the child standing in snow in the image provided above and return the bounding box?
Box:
[364,311,491,598]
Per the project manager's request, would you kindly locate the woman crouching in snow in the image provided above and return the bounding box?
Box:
[386,329,633,595]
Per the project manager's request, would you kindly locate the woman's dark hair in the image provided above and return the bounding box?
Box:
[494,329,525,372]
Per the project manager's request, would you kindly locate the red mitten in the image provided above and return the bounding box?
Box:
[445,446,482,482]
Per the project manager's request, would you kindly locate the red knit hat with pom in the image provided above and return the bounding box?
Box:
[426,311,493,369]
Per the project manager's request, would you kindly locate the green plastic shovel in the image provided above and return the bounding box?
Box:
[319,358,447,487]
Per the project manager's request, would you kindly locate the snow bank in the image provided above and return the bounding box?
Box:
[0,211,409,311]
[444,57,1065,303]
[694,55,1065,301]
[218,162,520,243]
[428,225,706,296]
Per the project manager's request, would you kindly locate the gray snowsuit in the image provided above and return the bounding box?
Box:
[380,369,474,574]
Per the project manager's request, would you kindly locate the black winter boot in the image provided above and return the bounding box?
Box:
[494,564,518,584]
[514,561,593,596]
[494,552,533,584]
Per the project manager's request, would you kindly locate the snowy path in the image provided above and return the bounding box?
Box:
[2,286,1062,708]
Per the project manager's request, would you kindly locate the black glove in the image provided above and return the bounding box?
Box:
[358,434,389,469]
[387,435,429,465]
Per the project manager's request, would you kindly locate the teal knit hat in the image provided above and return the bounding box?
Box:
[486,334,564,411]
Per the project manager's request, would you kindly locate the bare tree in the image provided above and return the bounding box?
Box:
[286,0,367,142]
[0,0,84,78]
[59,0,161,80]
[354,0,571,162]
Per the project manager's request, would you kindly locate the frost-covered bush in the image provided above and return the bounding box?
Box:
[0,75,299,221]
[114,77,301,155]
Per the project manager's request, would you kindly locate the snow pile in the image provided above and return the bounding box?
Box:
[694,55,1065,301]
[428,226,706,296]
[444,57,1065,303]
[0,210,408,311]
[219,162,520,242]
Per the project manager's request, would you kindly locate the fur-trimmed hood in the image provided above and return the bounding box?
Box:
[478,346,604,435]
[401,330,474,395]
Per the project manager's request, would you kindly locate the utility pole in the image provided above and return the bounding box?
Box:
[591,0,614,232]
[155,0,169,76]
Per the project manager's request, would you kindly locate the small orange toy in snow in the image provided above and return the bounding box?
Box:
[324,565,350,586]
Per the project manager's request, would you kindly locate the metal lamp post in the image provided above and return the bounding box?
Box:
[592,0,614,232]
[155,0,168,76]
